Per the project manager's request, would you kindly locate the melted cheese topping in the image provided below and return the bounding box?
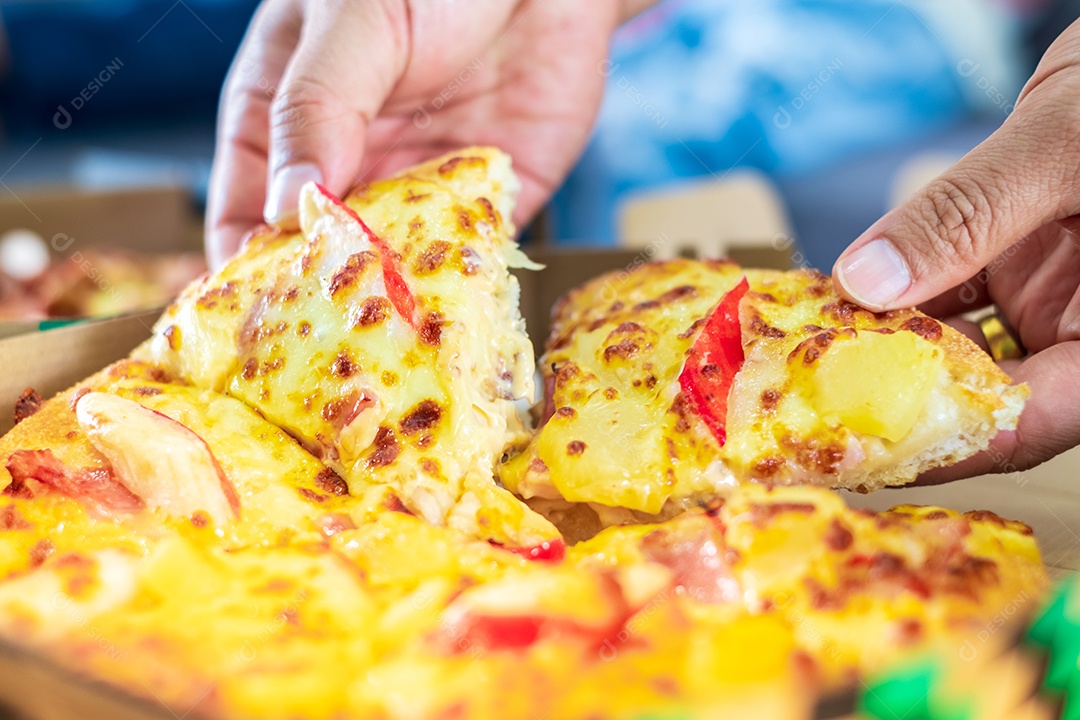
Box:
[134,150,554,545]
[0,152,1046,720]
[501,259,1024,514]
[0,480,1044,719]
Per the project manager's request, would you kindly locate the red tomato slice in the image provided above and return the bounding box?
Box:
[678,277,749,447]
[314,184,418,326]
[489,538,567,563]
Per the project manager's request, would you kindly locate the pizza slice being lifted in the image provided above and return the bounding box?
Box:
[500,259,1026,522]
[0,148,557,550]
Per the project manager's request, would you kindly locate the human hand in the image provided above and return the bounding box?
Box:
[832,19,1080,481]
[206,0,637,268]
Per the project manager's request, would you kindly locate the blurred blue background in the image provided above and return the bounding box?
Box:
[0,0,1075,268]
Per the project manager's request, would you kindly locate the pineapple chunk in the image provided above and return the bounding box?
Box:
[808,331,943,443]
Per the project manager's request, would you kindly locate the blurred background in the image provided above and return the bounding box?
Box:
[0,0,1076,320]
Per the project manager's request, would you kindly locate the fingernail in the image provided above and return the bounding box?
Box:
[264,163,322,225]
[836,239,911,309]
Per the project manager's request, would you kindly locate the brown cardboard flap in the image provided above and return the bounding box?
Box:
[0,310,159,435]
[0,185,198,255]
[0,637,176,720]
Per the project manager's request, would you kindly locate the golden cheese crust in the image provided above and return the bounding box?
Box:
[500,259,1027,519]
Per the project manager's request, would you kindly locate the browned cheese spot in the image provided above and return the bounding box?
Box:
[330,351,358,378]
[787,328,855,366]
[329,251,379,297]
[438,156,485,176]
[752,457,785,478]
[900,316,943,342]
[824,519,854,551]
[0,505,30,530]
[784,435,847,475]
[457,207,474,232]
[314,468,349,496]
[196,281,238,310]
[566,440,587,456]
[678,317,707,340]
[668,393,693,433]
[355,297,392,328]
[476,197,497,223]
[414,240,452,275]
[368,426,401,468]
[554,362,581,389]
[400,400,443,436]
[29,539,54,568]
[297,487,326,503]
[13,388,43,426]
[747,314,786,340]
[419,312,445,347]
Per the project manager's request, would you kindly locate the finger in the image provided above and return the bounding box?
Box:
[206,0,302,269]
[940,316,991,352]
[263,0,409,227]
[917,277,991,319]
[917,342,1080,484]
[832,71,1080,311]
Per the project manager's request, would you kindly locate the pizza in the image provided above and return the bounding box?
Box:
[131,149,556,550]
[499,259,1026,523]
[0,148,1048,720]
[0,248,206,320]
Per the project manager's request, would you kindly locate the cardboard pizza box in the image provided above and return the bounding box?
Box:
[0,185,198,255]
[0,184,202,340]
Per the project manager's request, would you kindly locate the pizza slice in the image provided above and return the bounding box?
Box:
[0,358,417,581]
[132,148,557,548]
[499,259,1026,520]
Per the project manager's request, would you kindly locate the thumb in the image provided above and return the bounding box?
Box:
[262,0,409,227]
[832,80,1080,310]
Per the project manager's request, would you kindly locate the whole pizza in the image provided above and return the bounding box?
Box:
[0,149,1048,719]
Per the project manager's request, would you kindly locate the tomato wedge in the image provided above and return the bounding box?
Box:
[314,183,418,326]
[678,277,749,447]
[489,538,567,563]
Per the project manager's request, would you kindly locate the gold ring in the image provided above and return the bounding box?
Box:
[977,312,1025,362]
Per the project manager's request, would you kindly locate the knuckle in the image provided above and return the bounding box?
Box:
[914,177,993,268]
[270,76,339,136]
